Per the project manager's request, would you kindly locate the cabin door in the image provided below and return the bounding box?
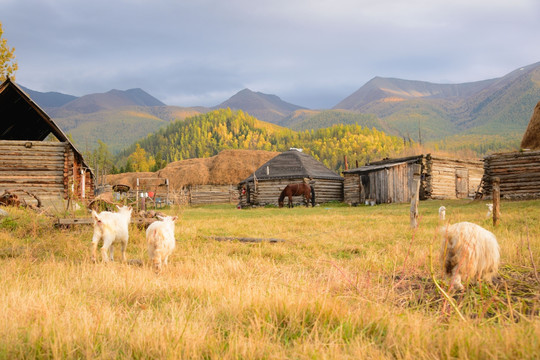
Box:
[455,168,469,198]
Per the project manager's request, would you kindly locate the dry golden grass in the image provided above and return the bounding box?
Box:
[0,199,540,359]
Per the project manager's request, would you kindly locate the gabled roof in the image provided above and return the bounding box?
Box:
[0,77,91,171]
[241,149,343,183]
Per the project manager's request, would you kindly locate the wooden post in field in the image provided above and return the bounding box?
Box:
[410,164,421,228]
[493,177,500,226]
[344,155,349,170]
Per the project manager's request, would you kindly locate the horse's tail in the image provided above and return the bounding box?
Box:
[310,185,315,207]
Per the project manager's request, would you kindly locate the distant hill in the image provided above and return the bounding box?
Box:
[16,61,540,157]
[19,85,78,108]
[329,62,540,146]
[125,108,407,173]
[53,105,207,153]
[49,88,166,116]
[213,88,305,124]
[25,87,207,153]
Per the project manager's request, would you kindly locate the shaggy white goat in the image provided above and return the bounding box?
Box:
[91,205,132,263]
[440,222,500,291]
[146,215,178,272]
[438,206,446,221]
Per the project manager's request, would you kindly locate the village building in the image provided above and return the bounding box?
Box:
[0,77,94,208]
[482,100,540,200]
[342,154,483,205]
[238,149,344,207]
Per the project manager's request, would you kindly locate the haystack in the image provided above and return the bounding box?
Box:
[106,150,279,190]
[521,100,540,150]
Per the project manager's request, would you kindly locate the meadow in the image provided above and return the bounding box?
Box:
[0,199,539,359]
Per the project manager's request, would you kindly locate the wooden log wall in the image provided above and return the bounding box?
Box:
[189,184,239,205]
[244,178,343,206]
[482,150,540,200]
[0,140,66,202]
[0,140,94,205]
[344,174,360,204]
[429,157,483,199]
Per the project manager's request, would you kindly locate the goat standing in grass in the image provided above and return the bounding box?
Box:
[438,206,446,221]
[146,215,178,273]
[91,205,132,263]
[440,222,500,291]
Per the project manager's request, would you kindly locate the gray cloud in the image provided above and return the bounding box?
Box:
[2,0,540,108]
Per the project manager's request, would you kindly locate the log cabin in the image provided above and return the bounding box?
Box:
[342,154,483,205]
[0,77,94,208]
[238,149,344,207]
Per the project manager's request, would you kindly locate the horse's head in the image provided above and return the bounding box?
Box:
[278,200,284,208]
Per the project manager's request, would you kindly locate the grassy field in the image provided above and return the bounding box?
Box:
[0,200,539,359]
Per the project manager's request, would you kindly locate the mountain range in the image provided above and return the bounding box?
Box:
[20,61,540,154]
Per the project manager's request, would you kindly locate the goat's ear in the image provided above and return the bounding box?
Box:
[91,210,99,221]
[116,205,121,210]
[157,215,165,221]
[171,216,178,222]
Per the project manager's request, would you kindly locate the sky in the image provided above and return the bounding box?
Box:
[2,0,540,109]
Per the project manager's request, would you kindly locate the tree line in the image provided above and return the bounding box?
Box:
[102,108,408,174]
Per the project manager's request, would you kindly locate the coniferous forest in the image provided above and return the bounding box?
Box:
[117,108,408,173]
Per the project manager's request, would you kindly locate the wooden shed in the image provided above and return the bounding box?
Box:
[0,77,94,207]
[238,149,344,207]
[342,154,483,205]
[481,100,540,200]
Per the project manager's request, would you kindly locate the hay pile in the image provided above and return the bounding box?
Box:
[106,149,278,189]
[521,100,540,150]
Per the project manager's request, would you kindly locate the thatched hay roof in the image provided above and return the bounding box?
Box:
[106,149,279,189]
[521,100,540,150]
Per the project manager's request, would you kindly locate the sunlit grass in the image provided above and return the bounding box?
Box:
[0,199,539,358]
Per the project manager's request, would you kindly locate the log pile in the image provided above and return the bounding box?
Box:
[482,150,540,200]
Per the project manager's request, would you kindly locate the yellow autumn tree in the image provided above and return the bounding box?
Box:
[128,144,156,172]
[0,22,18,81]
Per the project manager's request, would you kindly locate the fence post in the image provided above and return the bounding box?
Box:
[410,164,421,228]
[493,177,500,226]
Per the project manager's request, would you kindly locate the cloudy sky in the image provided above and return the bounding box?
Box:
[2,0,540,109]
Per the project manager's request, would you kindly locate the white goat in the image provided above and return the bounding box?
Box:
[486,203,493,218]
[438,206,446,221]
[146,215,178,272]
[440,222,500,290]
[91,205,132,263]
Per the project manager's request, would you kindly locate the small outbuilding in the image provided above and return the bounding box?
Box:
[238,149,344,207]
[482,100,540,200]
[0,77,94,207]
[342,154,483,205]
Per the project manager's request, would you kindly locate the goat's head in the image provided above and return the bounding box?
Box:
[157,215,178,222]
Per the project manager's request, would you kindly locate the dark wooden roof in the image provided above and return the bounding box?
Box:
[241,150,343,183]
[0,77,91,171]
[342,153,482,175]
[342,155,423,174]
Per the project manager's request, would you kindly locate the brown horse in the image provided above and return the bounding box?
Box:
[278,183,315,208]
